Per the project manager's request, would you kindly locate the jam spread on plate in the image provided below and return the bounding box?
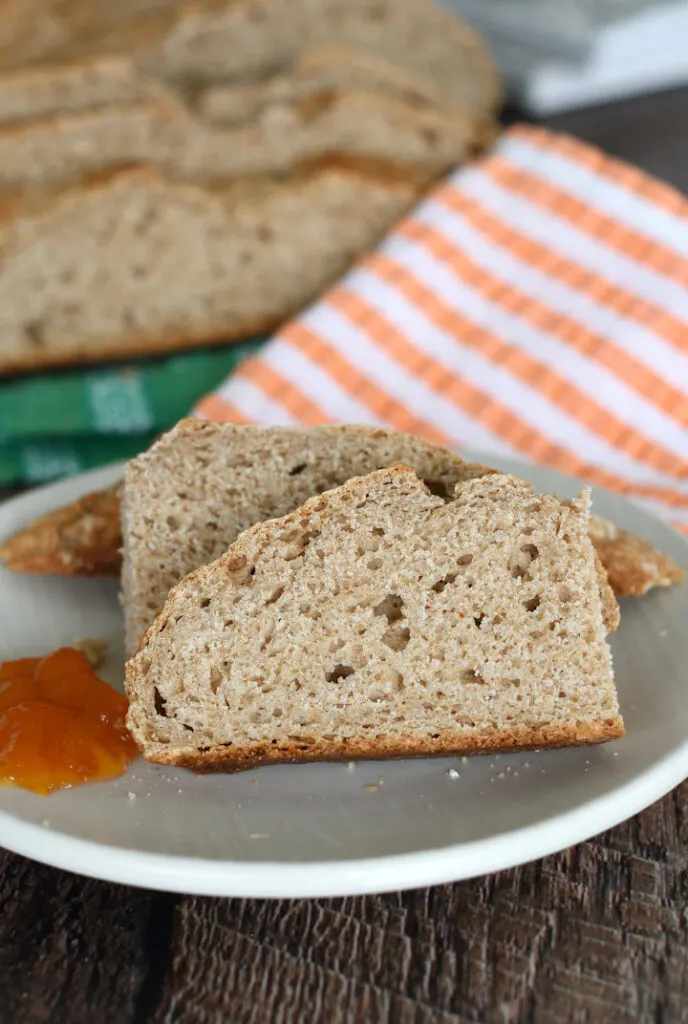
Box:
[0,647,137,795]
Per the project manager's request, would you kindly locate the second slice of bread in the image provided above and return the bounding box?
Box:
[125,466,623,769]
[121,422,493,655]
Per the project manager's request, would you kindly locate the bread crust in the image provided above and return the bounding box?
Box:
[142,718,626,772]
[0,314,282,376]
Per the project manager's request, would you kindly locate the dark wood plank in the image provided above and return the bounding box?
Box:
[0,850,173,1024]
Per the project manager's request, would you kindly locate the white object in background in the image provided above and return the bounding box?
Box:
[523,1,688,113]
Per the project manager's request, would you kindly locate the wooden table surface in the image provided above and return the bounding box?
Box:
[2,88,688,1024]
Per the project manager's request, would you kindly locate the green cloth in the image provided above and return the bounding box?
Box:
[0,340,265,485]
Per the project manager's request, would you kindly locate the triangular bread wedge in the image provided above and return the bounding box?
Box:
[125,466,623,769]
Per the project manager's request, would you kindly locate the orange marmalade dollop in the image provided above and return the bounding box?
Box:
[0,647,138,795]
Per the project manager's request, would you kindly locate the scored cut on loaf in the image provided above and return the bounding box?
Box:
[0,86,481,191]
[151,0,500,124]
[121,422,494,656]
[0,0,499,128]
[0,55,169,125]
[125,466,624,770]
[0,162,418,375]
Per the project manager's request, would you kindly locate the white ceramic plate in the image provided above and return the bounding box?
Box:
[0,455,686,898]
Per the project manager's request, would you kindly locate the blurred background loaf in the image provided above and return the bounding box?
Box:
[0,0,500,374]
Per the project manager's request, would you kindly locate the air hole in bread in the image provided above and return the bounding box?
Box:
[458,554,473,566]
[226,555,255,584]
[367,558,383,571]
[432,573,456,594]
[374,593,404,624]
[283,527,319,561]
[558,584,573,603]
[424,479,452,501]
[461,669,484,685]
[510,543,539,578]
[372,527,385,537]
[265,585,284,606]
[153,687,169,718]
[523,595,541,612]
[382,626,410,651]
[166,516,179,531]
[288,463,307,476]
[199,597,211,609]
[326,663,355,683]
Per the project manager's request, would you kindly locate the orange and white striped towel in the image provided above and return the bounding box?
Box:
[196,125,688,533]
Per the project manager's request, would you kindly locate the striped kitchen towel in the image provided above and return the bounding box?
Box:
[196,124,688,532]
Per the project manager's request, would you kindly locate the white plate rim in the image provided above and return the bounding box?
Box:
[0,457,686,898]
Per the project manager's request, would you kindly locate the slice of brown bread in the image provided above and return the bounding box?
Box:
[0,162,418,374]
[121,422,494,655]
[125,466,623,769]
